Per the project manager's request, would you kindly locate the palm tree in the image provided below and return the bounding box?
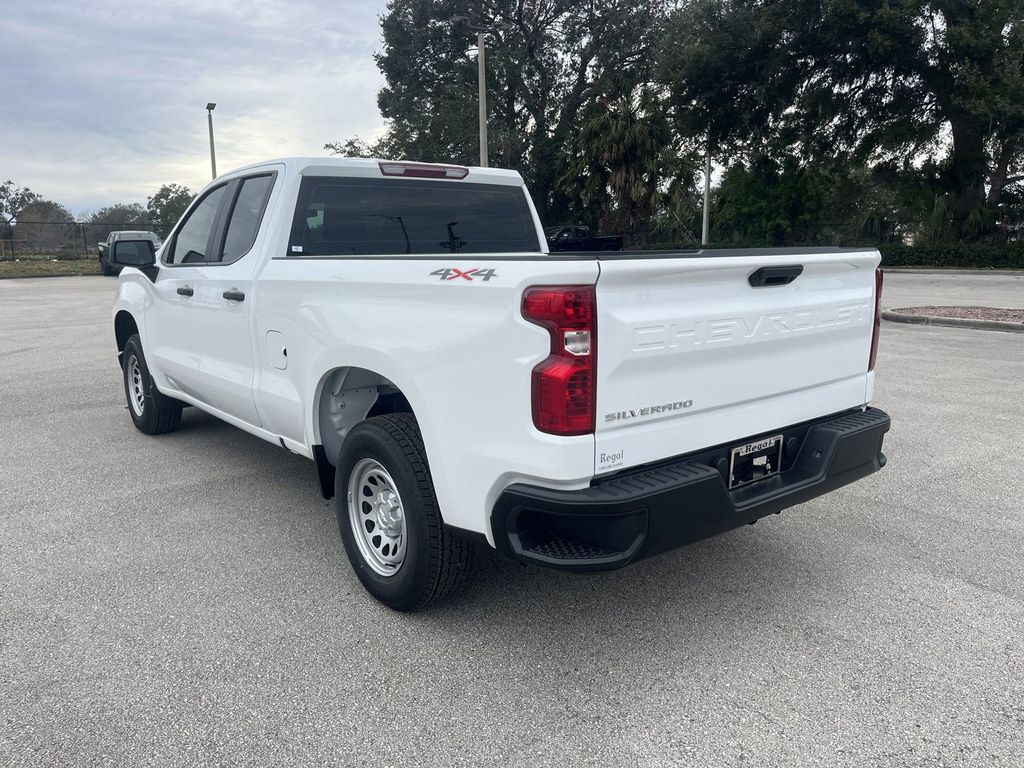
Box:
[559,87,678,246]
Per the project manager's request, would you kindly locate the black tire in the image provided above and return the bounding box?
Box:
[335,413,472,611]
[121,334,182,435]
[100,258,114,276]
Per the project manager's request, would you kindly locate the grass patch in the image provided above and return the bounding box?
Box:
[0,259,102,278]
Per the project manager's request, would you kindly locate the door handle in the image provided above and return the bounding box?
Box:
[748,265,804,287]
[222,289,245,302]
[176,286,194,297]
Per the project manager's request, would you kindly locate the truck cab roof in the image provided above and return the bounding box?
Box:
[219,157,526,187]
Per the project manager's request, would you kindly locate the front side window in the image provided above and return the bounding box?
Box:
[165,185,227,265]
[220,175,275,263]
[289,177,540,256]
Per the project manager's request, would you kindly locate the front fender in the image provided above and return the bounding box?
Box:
[112,273,151,354]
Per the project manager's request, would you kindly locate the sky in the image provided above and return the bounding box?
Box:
[0,0,390,215]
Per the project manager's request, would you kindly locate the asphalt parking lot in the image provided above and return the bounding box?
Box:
[1,274,1022,767]
[881,269,1024,310]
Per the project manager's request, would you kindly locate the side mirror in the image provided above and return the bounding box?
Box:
[111,239,156,268]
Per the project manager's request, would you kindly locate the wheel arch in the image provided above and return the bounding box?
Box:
[311,365,415,499]
[114,310,140,366]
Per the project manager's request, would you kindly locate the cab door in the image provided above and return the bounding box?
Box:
[187,172,277,426]
[145,183,231,400]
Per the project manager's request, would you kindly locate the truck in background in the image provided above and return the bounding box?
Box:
[545,224,623,252]
[98,230,162,276]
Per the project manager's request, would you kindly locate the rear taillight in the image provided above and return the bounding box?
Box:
[522,286,596,436]
[869,267,883,371]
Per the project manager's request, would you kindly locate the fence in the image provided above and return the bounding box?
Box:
[0,220,175,261]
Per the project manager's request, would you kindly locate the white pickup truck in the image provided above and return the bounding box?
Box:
[110,157,890,611]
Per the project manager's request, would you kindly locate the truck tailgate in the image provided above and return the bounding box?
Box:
[594,249,880,474]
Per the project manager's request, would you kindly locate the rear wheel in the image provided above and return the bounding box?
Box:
[335,413,472,611]
[122,334,182,434]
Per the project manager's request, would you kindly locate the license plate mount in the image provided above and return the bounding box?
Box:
[728,434,783,490]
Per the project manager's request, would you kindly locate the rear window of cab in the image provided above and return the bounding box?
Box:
[288,177,540,256]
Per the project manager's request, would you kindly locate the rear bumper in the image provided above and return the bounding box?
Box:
[491,407,890,571]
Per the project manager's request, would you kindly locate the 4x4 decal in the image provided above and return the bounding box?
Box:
[430,268,497,282]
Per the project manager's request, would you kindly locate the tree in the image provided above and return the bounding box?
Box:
[0,180,40,259]
[146,184,194,234]
[88,203,149,244]
[559,87,687,245]
[90,203,147,226]
[324,138,377,158]
[328,0,669,224]
[659,0,1024,241]
[13,199,75,253]
[0,180,38,225]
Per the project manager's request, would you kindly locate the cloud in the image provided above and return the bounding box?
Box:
[0,0,388,215]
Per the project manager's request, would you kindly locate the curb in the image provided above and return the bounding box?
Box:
[882,268,1024,276]
[882,310,1024,334]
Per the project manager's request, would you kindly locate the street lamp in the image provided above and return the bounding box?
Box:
[206,102,218,179]
[701,140,711,246]
[450,15,510,167]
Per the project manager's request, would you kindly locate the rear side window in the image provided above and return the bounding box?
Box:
[221,174,275,262]
[289,177,540,256]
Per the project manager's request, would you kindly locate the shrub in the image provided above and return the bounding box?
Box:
[879,243,1024,269]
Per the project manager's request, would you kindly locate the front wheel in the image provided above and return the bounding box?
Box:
[122,334,182,435]
[335,414,472,611]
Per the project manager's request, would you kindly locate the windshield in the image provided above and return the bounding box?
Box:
[289,177,540,256]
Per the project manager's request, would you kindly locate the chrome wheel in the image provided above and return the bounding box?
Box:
[347,458,407,577]
[127,354,145,417]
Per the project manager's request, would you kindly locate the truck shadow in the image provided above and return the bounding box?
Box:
[462,521,817,619]
[174,408,834,649]
[412,525,838,673]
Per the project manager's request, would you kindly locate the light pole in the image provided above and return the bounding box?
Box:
[476,29,487,168]
[450,16,510,167]
[701,142,711,246]
[206,102,218,179]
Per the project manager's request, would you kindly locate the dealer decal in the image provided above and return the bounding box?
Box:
[598,449,625,471]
